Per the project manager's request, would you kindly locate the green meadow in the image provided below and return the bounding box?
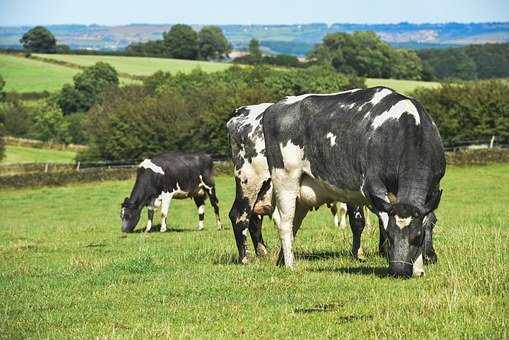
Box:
[0,145,76,164]
[0,164,507,338]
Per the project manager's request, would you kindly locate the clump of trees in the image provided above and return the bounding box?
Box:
[126,24,231,60]
[0,76,5,161]
[58,62,119,114]
[412,80,509,144]
[233,38,303,68]
[418,43,509,80]
[19,26,69,53]
[80,65,364,161]
[308,31,423,80]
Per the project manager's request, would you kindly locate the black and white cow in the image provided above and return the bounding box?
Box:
[120,152,222,233]
[263,87,445,277]
[227,103,371,264]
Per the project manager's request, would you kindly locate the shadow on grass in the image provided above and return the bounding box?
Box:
[130,224,199,233]
[308,265,388,277]
[295,250,352,261]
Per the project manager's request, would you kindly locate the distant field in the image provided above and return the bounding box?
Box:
[366,78,440,94]
[34,53,232,76]
[1,145,76,164]
[2,53,442,94]
[0,54,78,92]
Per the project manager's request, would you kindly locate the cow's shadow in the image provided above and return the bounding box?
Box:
[131,224,198,233]
[295,250,351,261]
[308,266,387,277]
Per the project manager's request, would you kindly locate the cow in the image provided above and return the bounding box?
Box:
[120,152,223,233]
[227,103,371,264]
[263,87,445,277]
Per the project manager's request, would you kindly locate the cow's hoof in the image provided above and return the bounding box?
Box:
[160,228,167,233]
[198,226,204,231]
[256,244,268,257]
[240,256,249,265]
[355,248,367,262]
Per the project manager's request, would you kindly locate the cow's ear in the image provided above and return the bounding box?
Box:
[420,189,442,216]
[370,193,393,213]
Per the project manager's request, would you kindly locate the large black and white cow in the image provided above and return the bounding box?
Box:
[227,103,370,264]
[120,152,222,233]
[263,87,445,277]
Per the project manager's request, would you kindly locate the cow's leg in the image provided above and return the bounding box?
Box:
[229,178,251,264]
[347,204,366,260]
[194,195,206,230]
[146,207,154,232]
[160,193,173,233]
[248,214,268,256]
[276,202,308,266]
[378,218,388,257]
[201,176,222,230]
[337,202,348,230]
[423,211,438,264]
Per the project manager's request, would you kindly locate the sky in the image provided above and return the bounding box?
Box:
[1,0,508,26]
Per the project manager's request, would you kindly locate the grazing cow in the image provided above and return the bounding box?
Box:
[263,87,445,277]
[120,152,222,233]
[227,103,370,264]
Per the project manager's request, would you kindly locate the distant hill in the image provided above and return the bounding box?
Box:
[1,22,508,55]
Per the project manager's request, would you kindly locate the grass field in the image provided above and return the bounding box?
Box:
[0,54,79,92]
[366,78,440,94]
[34,53,232,76]
[1,145,76,164]
[0,164,507,338]
[1,52,442,94]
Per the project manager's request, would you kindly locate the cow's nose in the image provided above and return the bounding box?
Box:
[389,263,413,278]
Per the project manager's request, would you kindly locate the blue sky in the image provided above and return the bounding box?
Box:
[1,0,508,26]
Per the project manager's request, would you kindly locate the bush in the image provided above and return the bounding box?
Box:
[0,100,32,137]
[58,62,119,114]
[84,65,364,161]
[412,80,509,144]
[0,122,5,162]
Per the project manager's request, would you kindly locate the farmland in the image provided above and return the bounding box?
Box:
[0,54,79,92]
[0,164,507,338]
[1,53,442,94]
[0,145,76,164]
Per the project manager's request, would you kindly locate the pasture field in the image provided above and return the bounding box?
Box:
[365,78,440,93]
[0,164,507,338]
[0,54,79,92]
[0,145,76,164]
[33,53,232,76]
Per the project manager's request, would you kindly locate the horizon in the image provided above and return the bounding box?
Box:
[1,0,508,26]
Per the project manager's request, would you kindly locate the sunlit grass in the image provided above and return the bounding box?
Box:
[0,164,507,338]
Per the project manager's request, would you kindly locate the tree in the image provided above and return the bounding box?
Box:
[20,26,57,53]
[163,24,199,60]
[0,75,5,101]
[0,121,4,162]
[248,39,262,63]
[58,62,119,114]
[308,31,422,79]
[198,26,231,60]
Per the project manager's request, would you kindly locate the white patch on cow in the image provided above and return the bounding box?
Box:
[361,88,393,113]
[198,205,205,215]
[282,89,360,105]
[198,220,204,230]
[139,159,164,175]
[371,99,421,129]
[199,175,212,191]
[379,212,389,230]
[326,132,337,146]
[413,253,425,277]
[395,215,412,229]
[159,191,173,232]
[145,219,152,232]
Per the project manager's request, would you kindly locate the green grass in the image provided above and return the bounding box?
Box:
[366,78,440,94]
[34,53,232,76]
[0,164,507,338]
[1,145,76,164]
[0,54,79,92]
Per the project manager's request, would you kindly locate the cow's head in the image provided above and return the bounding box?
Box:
[120,197,141,233]
[372,190,442,278]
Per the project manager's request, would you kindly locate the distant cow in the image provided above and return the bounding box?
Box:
[120,152,222,233]
[263,87,445,277]
[227,103,370,264]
